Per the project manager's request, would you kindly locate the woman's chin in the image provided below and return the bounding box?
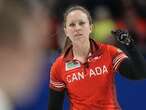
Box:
[74,35,85,40]
[74,39,87,45]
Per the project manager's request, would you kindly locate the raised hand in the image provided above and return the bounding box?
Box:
[111,29,133,46]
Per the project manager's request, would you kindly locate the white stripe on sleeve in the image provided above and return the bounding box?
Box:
[113,54,128,71]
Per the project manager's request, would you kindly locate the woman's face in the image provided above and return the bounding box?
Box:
[64,10,92,43]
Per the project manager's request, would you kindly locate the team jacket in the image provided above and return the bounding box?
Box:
[49,39,128,110]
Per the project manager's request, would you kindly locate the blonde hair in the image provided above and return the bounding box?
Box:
[0,0,44,47]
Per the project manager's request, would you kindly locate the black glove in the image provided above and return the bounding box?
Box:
[111,29,134,46]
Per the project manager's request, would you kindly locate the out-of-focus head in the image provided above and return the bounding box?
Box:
[63,6,93,44]
[0,0,49,105]
[0,0,48,51]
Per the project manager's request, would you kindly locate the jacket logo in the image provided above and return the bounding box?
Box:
[65,61,81,71]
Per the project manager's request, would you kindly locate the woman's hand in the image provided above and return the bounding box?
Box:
[111,29,133,46]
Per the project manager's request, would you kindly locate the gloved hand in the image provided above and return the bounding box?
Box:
[111,29,133,46]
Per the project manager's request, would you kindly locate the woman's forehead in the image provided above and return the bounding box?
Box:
[66,10,88,21]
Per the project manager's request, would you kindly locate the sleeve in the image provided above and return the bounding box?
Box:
[49,58,66,92]
[108,45,128,72]
[49,89,65,110]
[119,45,146,80]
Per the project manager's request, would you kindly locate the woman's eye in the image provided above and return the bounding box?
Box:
[79,21,85,25]
[69,23,75,27]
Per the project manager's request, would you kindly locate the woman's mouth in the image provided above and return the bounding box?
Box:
[75,34,83,37]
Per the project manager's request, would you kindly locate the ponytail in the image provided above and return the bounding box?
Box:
[63,37,72,54]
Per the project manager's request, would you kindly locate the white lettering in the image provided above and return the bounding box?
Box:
[90,69,96,77]
[66,75,71,83]
[77,72,85,80]
[103,65,108,74]
[72,73,78,81]
[66,72,85,83]
[66,65,109,83]
[95,67,102,75]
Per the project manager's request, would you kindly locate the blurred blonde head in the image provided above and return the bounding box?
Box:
[0,0,49,106]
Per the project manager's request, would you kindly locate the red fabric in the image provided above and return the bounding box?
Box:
[49,41,127,110]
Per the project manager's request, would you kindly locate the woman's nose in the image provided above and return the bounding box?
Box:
[75,24,81,30]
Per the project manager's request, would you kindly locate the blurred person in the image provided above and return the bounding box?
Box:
[48,6,146,110]
[0,89,12,110]
[92,6,116,44]
[0,0,49,109]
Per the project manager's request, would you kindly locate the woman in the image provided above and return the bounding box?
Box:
[49,6,146,110]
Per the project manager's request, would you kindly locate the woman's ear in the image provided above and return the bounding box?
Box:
[90,24,93,33]
[64,27,67,36]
